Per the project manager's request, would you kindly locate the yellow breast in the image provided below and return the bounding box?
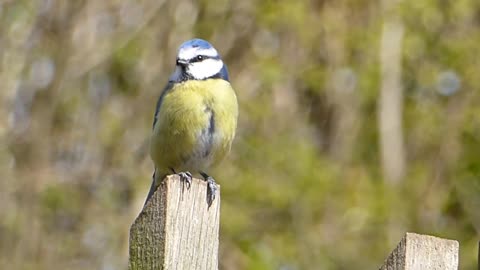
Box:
[150,79,238,172]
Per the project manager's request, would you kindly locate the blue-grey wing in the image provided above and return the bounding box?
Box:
[152,81,174,129]
[218,64,229,81]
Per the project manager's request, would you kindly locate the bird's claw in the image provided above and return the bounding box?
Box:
[177,171,192,189]
[206,177,218,207]
[200,172,218,207]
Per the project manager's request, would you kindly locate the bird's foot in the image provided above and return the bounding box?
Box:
[200,172,218,207]
[177,171,193,190]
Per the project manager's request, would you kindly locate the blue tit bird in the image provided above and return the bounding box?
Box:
[145,38,238,207]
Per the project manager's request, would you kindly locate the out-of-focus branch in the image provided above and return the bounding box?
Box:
[66,0,167,79]
[378,0,406,184]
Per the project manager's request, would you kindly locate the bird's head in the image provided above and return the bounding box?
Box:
[170,39,229,82]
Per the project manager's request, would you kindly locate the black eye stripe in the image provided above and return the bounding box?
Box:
[190,55,213,63]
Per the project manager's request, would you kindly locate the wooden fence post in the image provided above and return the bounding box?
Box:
[379,232,459,270]
[128,175,220,270]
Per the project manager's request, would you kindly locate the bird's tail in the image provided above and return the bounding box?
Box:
[144,169,164,206]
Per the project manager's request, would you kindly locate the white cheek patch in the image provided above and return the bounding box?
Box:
[178,47,218,60]
[187,59,223,80]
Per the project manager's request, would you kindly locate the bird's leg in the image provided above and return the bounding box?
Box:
[170,167,192,189]
[199,171,218,207]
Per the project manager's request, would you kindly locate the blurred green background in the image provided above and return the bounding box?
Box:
[1,0,480,269]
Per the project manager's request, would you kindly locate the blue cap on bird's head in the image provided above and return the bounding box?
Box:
[179,39,215,51]
[177,38,220,61]
[171,38,229,81]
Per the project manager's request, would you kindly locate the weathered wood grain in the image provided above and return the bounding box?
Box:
[379,232,459,270]
[129,175,220,270]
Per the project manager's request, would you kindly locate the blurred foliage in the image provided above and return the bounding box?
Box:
[0,0,479,269]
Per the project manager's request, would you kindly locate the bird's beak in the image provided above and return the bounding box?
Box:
[176,58,188,67]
